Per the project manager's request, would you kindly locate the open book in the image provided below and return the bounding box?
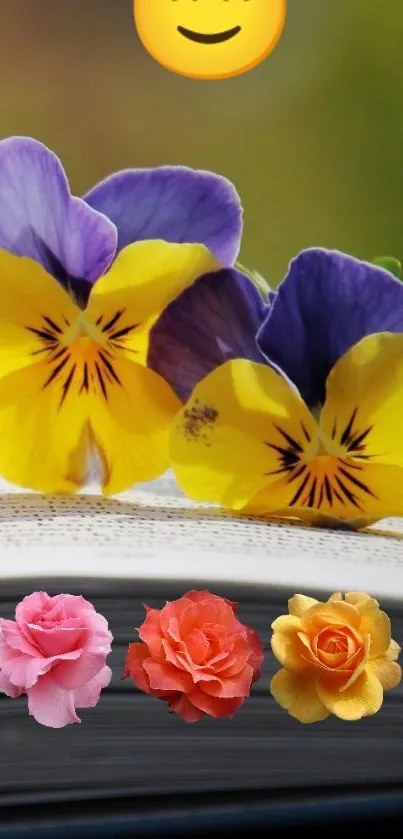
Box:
[2,472,403,598]
[1,474,403,822]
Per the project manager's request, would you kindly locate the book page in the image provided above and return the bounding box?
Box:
[1,474,403,599]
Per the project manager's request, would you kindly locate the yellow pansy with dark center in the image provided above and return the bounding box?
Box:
[170,335,403,527]
[30,309,139,406]
[264,408,375,514]
[0,240,219,494]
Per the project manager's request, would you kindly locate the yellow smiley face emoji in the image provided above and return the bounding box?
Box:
[134,0,286,80]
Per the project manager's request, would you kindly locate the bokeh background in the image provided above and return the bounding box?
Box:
[1,0,403,285]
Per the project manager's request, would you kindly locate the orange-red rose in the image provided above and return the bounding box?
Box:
[125,590,264,722]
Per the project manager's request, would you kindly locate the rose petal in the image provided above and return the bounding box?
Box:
[184,591,238,614]
[270,669,330,724]
[0,137,116,288]
[303,601,361,631]
[169,694,204,723]
[386,639,401,661]
[0,668,24,698]
[345,592,372,606]
[188,687,244,719]
[27,675,80,728]
[0,649,79,690]
[179,602,220,637]
[161,638,192,674]
[212,598,238,632]
[165,618,182,644]
[79,610,113,654]
[15,591,54,627]
[73,665,112,708]
[185,628,211,665]
[84,165,242,266]
[26,624,85,658]
[52,651,107,690]
[317,669,384,720]
[358,599,391,658]
[339,636,369,690]
[288,595,319,618]
[271,617,311,673]
[159,597,194,639]
[138,608,165,662]
[244,627,264,681]
[124,643,152,694]
[213,636,251,675]
[271,615,303,633]
[50,594,97,619]
[0,619,40,657]
[143,659,194,694]
[212,654,239,676]
[201,664,254,699]
[316,649,348,668]
[367,657,402,691]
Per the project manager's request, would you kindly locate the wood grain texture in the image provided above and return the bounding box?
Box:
[0,579,402,808]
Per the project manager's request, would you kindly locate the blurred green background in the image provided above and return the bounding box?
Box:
[1,0,402,284]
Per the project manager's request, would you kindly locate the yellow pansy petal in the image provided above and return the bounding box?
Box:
[89,355,181,496]
[288,594,319,618]
[170,359,317,509]
[367,657,402,691]
[334,463,403,520]
[317,669,383,720]
[328,593,343,602]
[243,482,313,517]
[321,332,403,467]
[247,460,403,523]
[0,248,79,378]
[0,362,88,493]
[358,599,391,658]
[386,639,401,661]
[86,240,220,363]
[270,669,330,724]
[303,600,361,630]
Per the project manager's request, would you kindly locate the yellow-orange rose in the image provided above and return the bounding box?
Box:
[270,592,401,723]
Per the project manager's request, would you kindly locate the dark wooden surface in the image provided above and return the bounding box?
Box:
[0,578,402,811]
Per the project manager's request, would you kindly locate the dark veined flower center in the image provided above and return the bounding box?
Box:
[265,409,377,512]
[26,310,139,408]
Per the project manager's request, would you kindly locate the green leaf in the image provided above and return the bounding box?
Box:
[236,261,271,298]
[372,256,402,279]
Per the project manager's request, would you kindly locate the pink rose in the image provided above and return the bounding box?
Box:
[125,590,264,722]
[0,592,112,728]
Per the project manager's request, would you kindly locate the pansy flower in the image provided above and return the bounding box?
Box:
[148,267,270,402]
[0,136,243,494]
[170,249,403,527]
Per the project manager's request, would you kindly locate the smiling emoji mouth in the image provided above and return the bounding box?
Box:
[177,25,241,45]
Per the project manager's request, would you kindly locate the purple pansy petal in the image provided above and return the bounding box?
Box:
[258,248,403,409]
[0,137,117,294]
[148,268,268,402]
[84,166,242,266]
